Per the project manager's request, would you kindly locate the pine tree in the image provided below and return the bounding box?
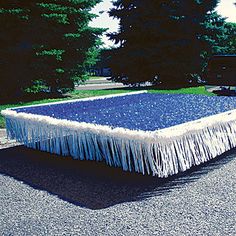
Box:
[221,22,236,54]
[0,1,31,98]
[108,0,223,87]
[0,0,103,100]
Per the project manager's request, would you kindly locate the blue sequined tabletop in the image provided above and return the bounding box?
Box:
[14,93,236,131]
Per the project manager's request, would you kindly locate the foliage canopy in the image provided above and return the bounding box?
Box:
[108,0,227,87]
[0,0,104,100]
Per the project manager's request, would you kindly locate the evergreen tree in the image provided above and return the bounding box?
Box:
[0,0,103,100]
[108,0,222,87]
[0,1,31,98]
[221,22,236,54]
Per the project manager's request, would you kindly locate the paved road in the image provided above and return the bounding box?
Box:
[75,77,128,90]
[0,140,236,235]
[75,83,128,90]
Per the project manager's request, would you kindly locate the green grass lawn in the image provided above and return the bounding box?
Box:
[0,86,213,128]
[149,86,214,96]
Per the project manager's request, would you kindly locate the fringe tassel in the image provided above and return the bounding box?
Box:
[2,92,236,177]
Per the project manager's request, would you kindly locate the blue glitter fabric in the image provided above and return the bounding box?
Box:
[14,93,236,131]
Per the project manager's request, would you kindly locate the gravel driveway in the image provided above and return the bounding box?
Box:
[0,130,236,236]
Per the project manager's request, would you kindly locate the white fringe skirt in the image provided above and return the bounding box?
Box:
[2,91,236,177]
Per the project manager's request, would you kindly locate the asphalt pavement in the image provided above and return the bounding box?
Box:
[75,77,128,90]
[0,134,236,235]
[75,83,128,90]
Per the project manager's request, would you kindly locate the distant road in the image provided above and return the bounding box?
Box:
[75,83,128,90]
[75,77,128,90]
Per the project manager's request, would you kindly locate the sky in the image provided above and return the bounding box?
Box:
[89,0,236,47]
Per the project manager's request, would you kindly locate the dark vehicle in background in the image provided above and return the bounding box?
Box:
[205,55,236,95]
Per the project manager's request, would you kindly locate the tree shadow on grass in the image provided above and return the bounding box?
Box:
[0,146,235,210]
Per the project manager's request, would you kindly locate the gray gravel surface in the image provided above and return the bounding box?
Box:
[0,144,236,236]
[0,129,19,150]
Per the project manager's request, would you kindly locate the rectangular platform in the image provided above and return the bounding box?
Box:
[2,91,236,177]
